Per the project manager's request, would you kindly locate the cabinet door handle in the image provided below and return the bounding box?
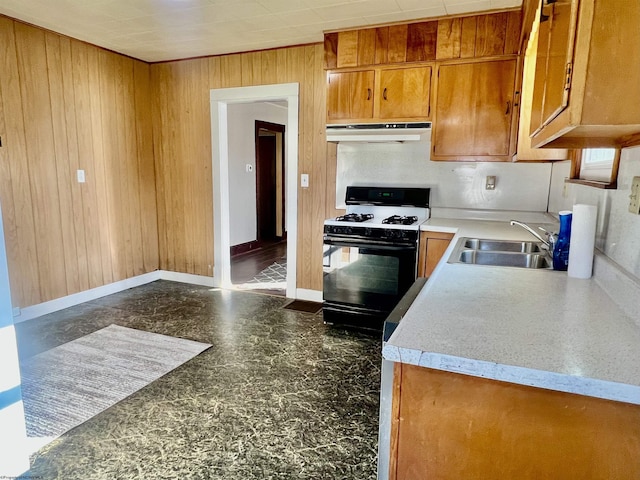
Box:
[505,101,511,115]
[367,88,371,100]
[383,88,388,100]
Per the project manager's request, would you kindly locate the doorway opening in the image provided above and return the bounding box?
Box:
[210,83,299,299]
[230,119,287,296]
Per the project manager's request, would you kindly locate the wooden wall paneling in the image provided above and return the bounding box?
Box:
[220,54,242,88]
[15,23,68,302]
[324,33,338,69]
[197,59,214,276]
[357,28,376,66]
[122,56,145,277]
[336,30,358,68]
[70,42,104,289]
[133,61,159,273]
[299,46,315,287]
[277,48,290,82]
[406,22,437,62]
[0,17,39,306]
[58,36,90,292]
[44,32,81,295]
[241,51,262,86]
[88,47,115,286]
[476,12,508,57]
[115,54,134,280]
[436,18,462,59]
[261,50,278,85]
[375,27,389,64]
[97,50,125,282]
[150,63,171,271]
[311,44,327,291]
[324,142,343,219]
[460,16,478,58]
[388,25,408,63]
[505,10,522,54]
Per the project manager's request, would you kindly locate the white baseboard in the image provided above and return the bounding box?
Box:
[14,270,316,323]
[14,272,161,323]
[158,270,216,287]
[295,288,323,303]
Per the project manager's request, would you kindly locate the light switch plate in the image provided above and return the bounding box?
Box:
[629,176,640,214]
[301,173,309,188]
[77,169,85,183]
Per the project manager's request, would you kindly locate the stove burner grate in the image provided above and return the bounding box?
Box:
[335,213,374,223]
[382,215,418,225]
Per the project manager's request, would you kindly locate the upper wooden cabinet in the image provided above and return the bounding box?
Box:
[327,65,432,123]
[324,11,521,69]
[514,4,568,162]
[431,59,517,160]
[327,70,375,121]
[530,0,640,148]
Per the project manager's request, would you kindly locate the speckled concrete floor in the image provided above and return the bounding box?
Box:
[15,281,382,480]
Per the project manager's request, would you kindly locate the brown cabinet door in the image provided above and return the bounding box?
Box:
[530,0,579,133]
[327,70,374,121]
[433,59,516,158]
[378,66,431,119]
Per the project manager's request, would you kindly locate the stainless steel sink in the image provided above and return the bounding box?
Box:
[457,250,552,268]
[448,237,552,269]
[462,238,543,253]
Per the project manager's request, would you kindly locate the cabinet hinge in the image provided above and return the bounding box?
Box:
[565,62,572,89]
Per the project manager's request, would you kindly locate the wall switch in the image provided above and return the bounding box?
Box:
[485,175,496,190]
[629,176,640,214]
[77,169,85,183]
[245,164,253,173]
[301,173,309,188]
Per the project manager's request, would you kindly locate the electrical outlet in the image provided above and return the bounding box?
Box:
[485,175,496,190]
[629,176,640,214]
[77,169,85,183]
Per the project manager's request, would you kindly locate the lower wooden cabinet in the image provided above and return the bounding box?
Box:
[417,231,454,277]
[389,364,640,480]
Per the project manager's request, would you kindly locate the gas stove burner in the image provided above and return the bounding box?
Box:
[382,215,418,225]
[335,213,374,223]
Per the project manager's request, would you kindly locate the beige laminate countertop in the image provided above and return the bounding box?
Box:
[383,212,640,405]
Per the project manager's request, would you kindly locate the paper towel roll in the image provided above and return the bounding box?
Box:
[568,204,597,279]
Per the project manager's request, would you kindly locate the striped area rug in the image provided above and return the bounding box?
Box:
[20,324,211,439]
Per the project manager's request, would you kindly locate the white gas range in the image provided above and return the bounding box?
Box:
[322,186,431,331]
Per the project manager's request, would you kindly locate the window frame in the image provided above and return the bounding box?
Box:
[566,148,620,189]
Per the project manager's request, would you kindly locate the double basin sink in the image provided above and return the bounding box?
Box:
[448,237,553,269]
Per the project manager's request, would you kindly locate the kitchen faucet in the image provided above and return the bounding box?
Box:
[509,220,556,251]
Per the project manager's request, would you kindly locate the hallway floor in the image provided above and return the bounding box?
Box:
[15,281,381,479]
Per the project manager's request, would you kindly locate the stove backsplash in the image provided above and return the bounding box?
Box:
[336,138,553,212]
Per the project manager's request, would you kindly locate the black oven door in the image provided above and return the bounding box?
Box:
[322,238,417,330]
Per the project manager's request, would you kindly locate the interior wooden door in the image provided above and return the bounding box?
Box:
[378,66,431,119]
[433,59,516,158]
[326,70,374,121]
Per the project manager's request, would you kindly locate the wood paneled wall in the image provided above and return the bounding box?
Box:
[151,45,340,291]
[0,17,158,308]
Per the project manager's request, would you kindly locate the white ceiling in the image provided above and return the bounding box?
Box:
[0,0,522,63]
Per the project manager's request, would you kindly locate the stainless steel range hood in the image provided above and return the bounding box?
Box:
[326,122,431,143]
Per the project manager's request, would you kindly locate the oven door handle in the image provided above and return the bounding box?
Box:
[323,238,416,250]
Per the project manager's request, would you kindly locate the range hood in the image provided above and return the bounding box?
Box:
[326,122,431,143]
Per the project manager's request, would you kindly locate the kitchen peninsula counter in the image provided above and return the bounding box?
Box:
[383,212,640,405]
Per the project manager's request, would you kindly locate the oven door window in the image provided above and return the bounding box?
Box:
[323,244,416,311]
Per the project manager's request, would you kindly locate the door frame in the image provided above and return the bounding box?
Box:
[210,83,299,298]
[255,120,286,243]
